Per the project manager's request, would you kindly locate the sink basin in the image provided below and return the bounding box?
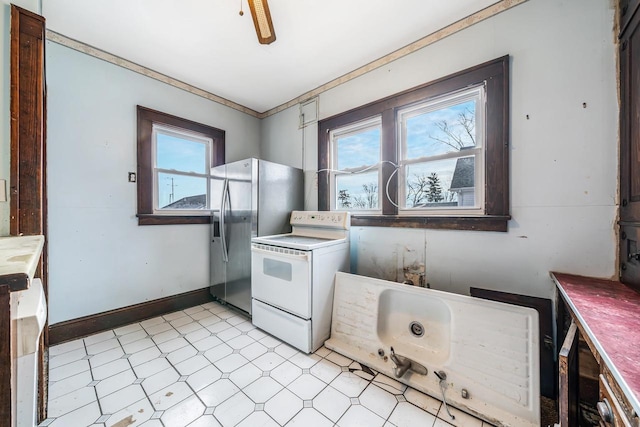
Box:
[376,287,450,365]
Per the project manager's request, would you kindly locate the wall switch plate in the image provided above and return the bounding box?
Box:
[128,172,137,183]
[0,179,6,202]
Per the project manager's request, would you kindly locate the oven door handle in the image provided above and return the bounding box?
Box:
[251,245,310,261]
[220,178,229,263]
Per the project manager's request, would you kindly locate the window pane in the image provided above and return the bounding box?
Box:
[404,156,475,208]
[335,172,379,210]
[156,131,207,174]
[157,172,207,210]
[336,128,380,170]
[405,99,476,159]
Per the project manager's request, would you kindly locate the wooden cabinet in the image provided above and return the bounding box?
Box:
[558,322,578,426]
[553,273,640,427]
[619,0,640,290]
[599,373,634,427]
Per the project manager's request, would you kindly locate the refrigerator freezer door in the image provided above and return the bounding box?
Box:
[222,159,256,314]
[210,165,227,301]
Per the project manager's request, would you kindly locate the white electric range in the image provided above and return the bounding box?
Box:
[250,211,350,353]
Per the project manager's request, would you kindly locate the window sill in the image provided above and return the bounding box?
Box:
[350,215,510,232]
[137,214,211,226]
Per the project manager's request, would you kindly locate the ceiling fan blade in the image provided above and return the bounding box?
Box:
[247,0,276,45]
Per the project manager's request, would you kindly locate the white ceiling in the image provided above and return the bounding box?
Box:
[43,0,501,114]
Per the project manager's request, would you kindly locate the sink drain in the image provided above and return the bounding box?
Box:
[409,321,425,337]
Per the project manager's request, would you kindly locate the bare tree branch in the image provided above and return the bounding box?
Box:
[428,106,476,150]
[459,107,475,144]
[406,174,429,207]
[353,183,378,209]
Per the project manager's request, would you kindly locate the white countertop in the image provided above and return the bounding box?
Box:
[0,235,45,290]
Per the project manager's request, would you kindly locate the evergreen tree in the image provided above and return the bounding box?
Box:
[426,172,444,202]
[338,189,351,208]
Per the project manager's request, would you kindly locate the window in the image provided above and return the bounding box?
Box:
[398,86,484,214]
[153,125,210,212]
[319,56,509,231]
[330,117,382,211]
[137,106,225,225]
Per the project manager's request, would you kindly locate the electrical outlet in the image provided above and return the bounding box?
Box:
[128,172,137,183]
[0,179,6,202]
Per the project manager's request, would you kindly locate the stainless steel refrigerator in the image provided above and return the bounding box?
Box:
[210,158,303,315]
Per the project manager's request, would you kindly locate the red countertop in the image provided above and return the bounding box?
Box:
[552,272,640,413]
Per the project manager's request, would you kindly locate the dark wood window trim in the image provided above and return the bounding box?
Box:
[136,106,225,225]
[318,56,510,232]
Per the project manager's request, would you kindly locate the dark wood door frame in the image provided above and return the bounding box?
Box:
[619,0,640,291]
[9,5,48,423]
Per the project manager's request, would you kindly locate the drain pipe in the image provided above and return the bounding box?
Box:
[434,371,455,420]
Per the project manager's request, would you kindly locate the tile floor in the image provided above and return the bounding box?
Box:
[40,301,494,427]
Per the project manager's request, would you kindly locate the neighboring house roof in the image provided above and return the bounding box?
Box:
[162,194,206,209]
[449,156,474,190]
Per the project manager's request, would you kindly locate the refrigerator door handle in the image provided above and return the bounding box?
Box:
[220,178,229,263]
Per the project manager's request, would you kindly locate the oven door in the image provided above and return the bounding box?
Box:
[251,243,312,319]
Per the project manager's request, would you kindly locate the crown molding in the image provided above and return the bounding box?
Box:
[46,30,262,118]
[261,0,528,118]
[46,0,527,120]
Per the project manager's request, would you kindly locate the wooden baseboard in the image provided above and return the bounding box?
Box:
[48,288,214,346]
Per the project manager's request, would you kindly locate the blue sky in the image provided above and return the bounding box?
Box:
[156,132,208,209]
[334,127,381,209]
[405,99,476,159]
[157,133,207,173]
[336,127,381,170]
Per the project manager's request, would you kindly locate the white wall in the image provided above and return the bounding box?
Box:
[46,42,261,323]
[0,0,40,236]
[260,0,618,300]
[260,106,320,210]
